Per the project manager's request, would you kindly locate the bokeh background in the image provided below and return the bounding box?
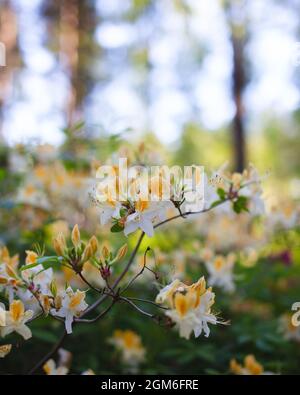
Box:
[1,0,300,375]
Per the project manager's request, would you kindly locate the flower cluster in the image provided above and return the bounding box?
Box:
[156,277,221,339]
[94,162,267,240]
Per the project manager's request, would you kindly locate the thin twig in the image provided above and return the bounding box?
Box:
[120,246,151,294]
[124,296,168,310]
[75,300,115,324]
[120,297,154,319]
[77,271,102,293]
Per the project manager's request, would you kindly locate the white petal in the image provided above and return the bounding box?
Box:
[65,313,74,334]
[16,324,32,340]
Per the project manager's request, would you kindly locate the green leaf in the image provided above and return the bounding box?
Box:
[210,199,223,209]
[120,208,127,217]
[217,188,226,200]
[233,196,249,214]
[20,256,63,271]
[110,223,124,233]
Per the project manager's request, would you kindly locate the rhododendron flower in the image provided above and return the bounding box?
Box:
[109,329,145,366]
[230,355,274,375]
[0,300,33,340]
[95,182,122,225]
[51,287,88,334]
[156,277,221,339]
[43,359,69,375]
[0,344,12,358]
[205,254,236,293]
[124,200,166,237]
[0,247,21,302]
[21,264,53,295]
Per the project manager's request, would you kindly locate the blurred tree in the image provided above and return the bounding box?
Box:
[224,0,248,172]
[41,0,100,126]
[0,0,22,139]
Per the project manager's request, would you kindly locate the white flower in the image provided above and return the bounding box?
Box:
[269,202,299,229]
[18,262,53,312]
[51,287,88,334]
[95,181,122,225]
[205,254,236,293]
[124,200,166,237]
[43,359,69,375]
[166,288,217,339]
[0,300,33,340]
[21,264,53,295]
[109,329,145,367]
[156,277,221,340]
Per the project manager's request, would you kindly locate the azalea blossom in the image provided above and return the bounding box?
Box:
[109,329,145,367]
[156,277,221,339]
[268,201,299,229]
[124,200,167,237]
[50,287,88,334]
[19,258,54,312]
[0,247,21,302]
[0,300,33,340]
[205,253,236,293]
[43,359,69,375]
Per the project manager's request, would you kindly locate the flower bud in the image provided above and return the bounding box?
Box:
[102,245,110,259]
[116,244,128,261]
[53,233,66,256]
[50,280,57,297]
[41,295,51,316]
[89,236,98,254]
[71,224,81,248]
[82,244,93,262]
[54,295,62,310]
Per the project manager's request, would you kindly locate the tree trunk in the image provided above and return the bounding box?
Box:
[231,34,246,172]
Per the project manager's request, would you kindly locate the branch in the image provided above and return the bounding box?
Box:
[81,201,227,318]
[27,330,67,375]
